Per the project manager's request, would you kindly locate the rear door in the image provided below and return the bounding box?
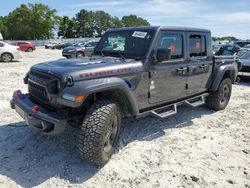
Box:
[186,33,213,95]
[149,31,188,104]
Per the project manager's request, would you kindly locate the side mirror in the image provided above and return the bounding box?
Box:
[156,48,171,62]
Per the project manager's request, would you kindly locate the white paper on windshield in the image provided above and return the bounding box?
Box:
[132,31,147,38]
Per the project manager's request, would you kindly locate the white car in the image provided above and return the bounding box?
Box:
[0,41,23,62]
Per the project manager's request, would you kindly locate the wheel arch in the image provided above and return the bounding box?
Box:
[209,64,235,91]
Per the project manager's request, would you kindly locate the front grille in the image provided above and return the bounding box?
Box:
[241,65,250,72]
[28,81,49,102]
[28,70,59,104]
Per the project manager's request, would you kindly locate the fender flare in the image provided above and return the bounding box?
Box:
[61,77,139,116]
[210,64,236,91]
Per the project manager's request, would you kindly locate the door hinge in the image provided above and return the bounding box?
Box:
[185,83,188,89]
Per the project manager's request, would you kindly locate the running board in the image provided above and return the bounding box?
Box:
[151,104,177,118]
[185,94,207,107]
[137,93,209,119]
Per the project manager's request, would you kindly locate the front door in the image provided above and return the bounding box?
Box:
[84,42,97,56]
[186,33,213,95]
[149,31,188,104]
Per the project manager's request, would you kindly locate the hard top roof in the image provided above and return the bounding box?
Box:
[107,26,210,33]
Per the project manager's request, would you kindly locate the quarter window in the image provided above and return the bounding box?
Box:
[189,35,206,57]
[158,33,183,60]
[0,42,4,47]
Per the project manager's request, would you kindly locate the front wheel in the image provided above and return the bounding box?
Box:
[79,100,121,166]
[1,53,13,62]
[206,78,232,111]
[76,51,85,58]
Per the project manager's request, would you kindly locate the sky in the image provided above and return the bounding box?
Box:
[0,0,250,39]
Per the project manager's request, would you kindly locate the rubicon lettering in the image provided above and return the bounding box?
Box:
[79,68,133,79]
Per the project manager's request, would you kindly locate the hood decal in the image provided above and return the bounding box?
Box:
[79,67,134,79]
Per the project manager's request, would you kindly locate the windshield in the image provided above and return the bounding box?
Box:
[73,42,86,47]
[239,51,250,59]
[94,29,155,59]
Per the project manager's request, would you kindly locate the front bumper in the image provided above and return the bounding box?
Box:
[62,52,76,58]
[10,91,67,135]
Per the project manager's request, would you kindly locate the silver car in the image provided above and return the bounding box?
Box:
[0,41,23,62]
[62,41,99,58]
[238,50,250,77]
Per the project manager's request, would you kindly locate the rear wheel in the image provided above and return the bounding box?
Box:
[207,78,232,111]
[79,100,121,166]
[27,47,33,52]
[1,53,13,62]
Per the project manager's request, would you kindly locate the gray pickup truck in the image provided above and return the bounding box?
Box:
[10,26,237,165]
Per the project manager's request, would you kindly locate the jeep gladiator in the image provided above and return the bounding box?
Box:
[10,26,237,165]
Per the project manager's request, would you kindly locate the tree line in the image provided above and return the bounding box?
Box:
[0,3,150,40]
[212,36,239,42]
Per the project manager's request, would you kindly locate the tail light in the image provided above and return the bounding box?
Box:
[16,47,21,51]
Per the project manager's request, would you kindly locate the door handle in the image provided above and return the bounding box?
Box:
[199,64,207,69]
[176,67,187,72]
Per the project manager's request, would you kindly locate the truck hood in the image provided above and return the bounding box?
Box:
[31,56,144,81]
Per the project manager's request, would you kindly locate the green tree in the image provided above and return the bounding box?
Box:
[74,9,95,37]
[0,16,8,39]
[93,11,114,37]
[58,16,77,38]
[6,3,58,40]
[121,15,150,27]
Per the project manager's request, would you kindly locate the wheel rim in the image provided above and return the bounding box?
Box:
[104,115,118,153]
[77,52,84,57]
[220,84,230,104]
[2,54,11,62]
[28,48,32,52]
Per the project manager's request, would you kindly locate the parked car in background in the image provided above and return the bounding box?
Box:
[51,42,73,50]
[45,42,58,49]
[242,44,250,50]
[215,44,241,56]
[11,41,36,52]
[238,50,250,77]
[212,44,222,54]
[0,41,23,62]
[62,41,98,58]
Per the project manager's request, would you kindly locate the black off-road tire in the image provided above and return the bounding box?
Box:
[79,100,121,166]
[207,78,232,111]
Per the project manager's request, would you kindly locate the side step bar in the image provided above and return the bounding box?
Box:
[185,94,207,107]
[151,104,177,118]
[138,93,209,119]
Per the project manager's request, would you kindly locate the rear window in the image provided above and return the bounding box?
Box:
[189,35,206,57]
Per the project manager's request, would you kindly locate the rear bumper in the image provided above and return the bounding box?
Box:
[10,90,67,135]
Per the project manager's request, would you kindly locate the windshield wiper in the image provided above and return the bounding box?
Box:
[118,53,125,61]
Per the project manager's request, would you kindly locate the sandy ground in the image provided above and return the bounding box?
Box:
[0,48,249,188]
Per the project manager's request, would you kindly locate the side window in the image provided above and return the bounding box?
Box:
[189,35,206,57]
[158,33,183,61]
